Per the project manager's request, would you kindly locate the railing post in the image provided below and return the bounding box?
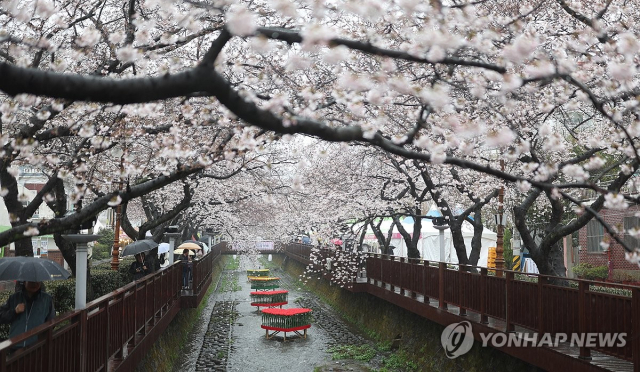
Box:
[79,310,87,372]
[380,255,386,289]
[142,282,148,335]
[506,271,514,332]
[423,260,429,303]
[480,268,488,324]
[439,262,447,310]
[0,347,6,371]
[538,276,546,334]
[45,322,53,372]
[193,260,198,292]
[459,269,467,316]
[578,281,591,360]
[151,277,157,326]
[116,293,125,359]
[399,257,405,296]
[411,259,418,299]
[132,286,138,345]
[633,287,640,372]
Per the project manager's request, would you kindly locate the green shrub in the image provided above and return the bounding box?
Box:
[92,243,112,260]
[572,263,609,280]
[94,257,136,283]
[90,269,125,298]
[611,269,640,283]
[46,279,76,314]
[91,228,116,260]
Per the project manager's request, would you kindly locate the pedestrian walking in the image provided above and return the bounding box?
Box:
[178,249,192,289]
[129,252,150,281]
[0,281,55,349]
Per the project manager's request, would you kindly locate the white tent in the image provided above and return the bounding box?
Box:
[362,216,497,267]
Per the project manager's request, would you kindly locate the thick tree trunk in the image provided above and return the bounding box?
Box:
[395,215,421,259]
[468,210,486,268]
[449,223,469,265]
[370,219,394,255]
[549,241,567,277]
[13,239,34,257]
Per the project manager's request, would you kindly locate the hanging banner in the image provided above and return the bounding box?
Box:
[255,241,274,251]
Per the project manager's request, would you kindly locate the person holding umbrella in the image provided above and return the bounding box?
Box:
[0,256,68,350]
[0,281,55,349]
[129,252,150,281]
[178,249,192,289]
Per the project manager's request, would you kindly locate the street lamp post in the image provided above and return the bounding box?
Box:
[164,225,181,266]
[62,217,99,310]
[495,159,506,277]
[111,181,123,271]
[432,217,449,263]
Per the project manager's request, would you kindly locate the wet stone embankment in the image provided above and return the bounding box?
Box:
[194,300,238,371]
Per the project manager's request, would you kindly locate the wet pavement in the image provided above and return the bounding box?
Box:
[172,255,381,372]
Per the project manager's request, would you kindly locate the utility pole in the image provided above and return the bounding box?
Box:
[495,159,505,277]
[110,181,122,271]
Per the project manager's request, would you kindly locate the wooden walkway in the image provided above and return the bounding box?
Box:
[352,279,633,372]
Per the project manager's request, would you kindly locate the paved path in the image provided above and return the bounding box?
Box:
[173,255,380,372]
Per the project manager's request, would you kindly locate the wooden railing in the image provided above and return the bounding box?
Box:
[0,244,225,372]
[282,244,640,368]
[366,254,639,362]
[0,262,182,372]
[190,249,217,293]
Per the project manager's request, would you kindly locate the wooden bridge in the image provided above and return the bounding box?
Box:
[284,243,639,372]
[1,241,638,372]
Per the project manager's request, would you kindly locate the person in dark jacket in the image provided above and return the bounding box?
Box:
[178,249,191,289]
[0,281,55,349]
[129,252,150,281]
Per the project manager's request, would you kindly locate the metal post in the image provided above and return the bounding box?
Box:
[111,182,122,271]
[167,234,180,265]
[76,242,88,310]
[439,229,445,263]
[62,234,99,310]
[496,159,505,277]
[433,224,449,263]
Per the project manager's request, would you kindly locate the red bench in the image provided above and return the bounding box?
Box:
[261,308,312,341]
[250,290,288,309]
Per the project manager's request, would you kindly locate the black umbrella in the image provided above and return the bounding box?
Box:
[0,256,70,281]
[121,239,159,257]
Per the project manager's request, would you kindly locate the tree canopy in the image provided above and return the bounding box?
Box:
[2,0,640,274]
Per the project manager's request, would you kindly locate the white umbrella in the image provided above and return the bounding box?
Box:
[158,242,170,254]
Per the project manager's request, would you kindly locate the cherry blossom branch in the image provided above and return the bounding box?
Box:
[255,27,507,74]
[0,165,204,246]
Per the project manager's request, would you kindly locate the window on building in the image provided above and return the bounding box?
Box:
[624,216,640,249]
[586,220,604,252]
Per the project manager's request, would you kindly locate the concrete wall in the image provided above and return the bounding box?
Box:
[275,254,538,372]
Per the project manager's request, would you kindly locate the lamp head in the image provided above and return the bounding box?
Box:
[164,225,179,234]
[433,217,448,226]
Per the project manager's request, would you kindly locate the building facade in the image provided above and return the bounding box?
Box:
[578,205,640,272]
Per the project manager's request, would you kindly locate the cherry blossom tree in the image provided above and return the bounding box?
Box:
[2,0,640,277]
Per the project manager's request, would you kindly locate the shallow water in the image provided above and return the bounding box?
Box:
[173,255,335,372]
